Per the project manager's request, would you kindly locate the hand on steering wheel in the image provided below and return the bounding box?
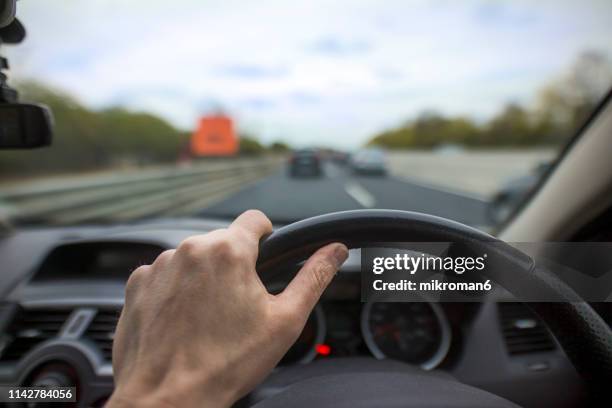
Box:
[107,210,348,408]
[108,209,612,408]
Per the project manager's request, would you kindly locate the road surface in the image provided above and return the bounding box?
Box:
[199,163,490,227]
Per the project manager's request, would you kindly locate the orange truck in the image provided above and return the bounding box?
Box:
[190,114,238,157]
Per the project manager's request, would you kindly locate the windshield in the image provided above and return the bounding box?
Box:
[1,1,611,229]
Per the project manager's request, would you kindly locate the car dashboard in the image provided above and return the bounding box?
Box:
[0,219,586,407]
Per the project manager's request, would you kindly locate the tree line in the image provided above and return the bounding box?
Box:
[0,82,288,178]
[0,52,608,178]
[369,52,611,149]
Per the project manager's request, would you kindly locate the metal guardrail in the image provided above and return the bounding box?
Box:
[0,157,283,225]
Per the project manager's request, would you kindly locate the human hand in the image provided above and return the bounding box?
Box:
[106,210,348,407]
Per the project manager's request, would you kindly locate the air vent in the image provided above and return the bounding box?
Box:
[0,309,71,362]
[85,309,120,362]
[498,303,555,355]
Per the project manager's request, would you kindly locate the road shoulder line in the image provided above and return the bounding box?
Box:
[391,175,489,202]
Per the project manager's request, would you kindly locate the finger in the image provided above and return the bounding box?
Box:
[151,249,176,268]
[278,243,348,314]
[229,209,273,240]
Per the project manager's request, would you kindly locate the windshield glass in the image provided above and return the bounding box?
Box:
[1,0,611,229]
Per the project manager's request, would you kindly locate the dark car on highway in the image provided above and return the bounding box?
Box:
[487,162,552,224]
[288,149,322,177]
[350,148,388,175]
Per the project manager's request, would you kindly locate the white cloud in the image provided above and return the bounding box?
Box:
[5,0,612,148]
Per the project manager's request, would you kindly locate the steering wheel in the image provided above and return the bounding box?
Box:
[254,210,612,407]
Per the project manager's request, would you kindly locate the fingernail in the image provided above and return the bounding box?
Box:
[332,244,349,268]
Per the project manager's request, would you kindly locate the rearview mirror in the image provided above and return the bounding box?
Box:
[0,103,53,148]
[0,0,16,29]
[0,1,52,149]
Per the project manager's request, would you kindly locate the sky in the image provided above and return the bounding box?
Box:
[5,0,612,148]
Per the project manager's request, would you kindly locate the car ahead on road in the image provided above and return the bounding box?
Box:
[288,149,322,177]
[350,148,388,176]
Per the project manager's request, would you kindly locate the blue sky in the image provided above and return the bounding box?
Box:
[6,0,612,148]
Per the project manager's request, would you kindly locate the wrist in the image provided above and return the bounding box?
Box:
[107,374,235,408]
[106,392,175,408]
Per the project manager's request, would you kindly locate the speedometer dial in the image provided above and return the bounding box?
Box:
[361,302,451,370]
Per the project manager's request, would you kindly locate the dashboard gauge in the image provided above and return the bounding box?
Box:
[361,301,451,370]
[278,304,325,366]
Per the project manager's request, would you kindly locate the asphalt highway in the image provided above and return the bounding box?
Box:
[199,163,490,227]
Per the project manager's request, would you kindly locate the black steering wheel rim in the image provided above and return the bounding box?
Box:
[256,210,612,403]
[257,209,531,274]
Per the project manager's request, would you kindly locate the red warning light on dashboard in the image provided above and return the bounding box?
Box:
[315,343,331,356]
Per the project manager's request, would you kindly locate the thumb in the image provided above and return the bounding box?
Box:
[278,243,349,315]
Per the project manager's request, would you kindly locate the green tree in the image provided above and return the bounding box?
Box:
[269,141,290,152]
[0,81,189,177]
[484,104,535,146]
[369,112,481,148]
[536,51,612,137]
[368,52,612,150]
[239,135,265,155]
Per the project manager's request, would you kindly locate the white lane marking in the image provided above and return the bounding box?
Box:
[344,182,376,208]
